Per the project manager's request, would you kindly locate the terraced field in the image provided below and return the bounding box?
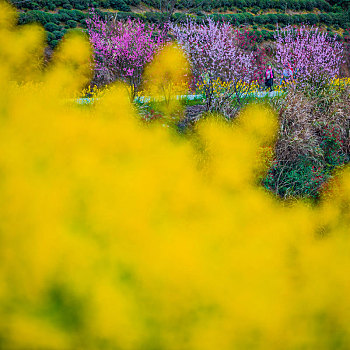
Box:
[10,0,350,48]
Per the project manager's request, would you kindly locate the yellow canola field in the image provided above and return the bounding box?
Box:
[1,2,350,349]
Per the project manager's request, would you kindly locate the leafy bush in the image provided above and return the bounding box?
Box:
[265,23,275,30]
[116,11,143,20]
[53,29,64,39]
[109,0,131,11]
[18,10,60,25]
[50,38,59,47]
[144,12,168,23]
[66,20,77,28]
[267,85,350,199]
[63,3,73,9]
[263,123,350,199]
[263,157,326,198]
[44,22,61,32]
[46,31,56,42]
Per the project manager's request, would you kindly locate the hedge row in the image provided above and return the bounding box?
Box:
[133,0,334,12]
[11,0,139,12]
[207,12,350,27]
[18,8,350,29]
[12,0,339,12]
[120,11,350,28]
[43,25,340,50]
[18,9,88,26]
[17,10,346,50]
[176,0,333,11]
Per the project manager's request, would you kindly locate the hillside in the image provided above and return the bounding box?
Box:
[9,0,350,48]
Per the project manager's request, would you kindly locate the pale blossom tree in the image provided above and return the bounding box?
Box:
[170,19,258,116]
[274,26,344,93]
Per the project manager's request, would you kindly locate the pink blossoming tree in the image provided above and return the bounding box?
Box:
[236,29,268,84]
[86,11,167,100]
[170,19,258,116]
[274,26,344,93]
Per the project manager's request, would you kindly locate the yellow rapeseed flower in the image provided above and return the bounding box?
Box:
[2,3,350,349]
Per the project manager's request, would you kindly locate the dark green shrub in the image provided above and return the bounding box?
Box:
[292,14,303,24]
[125,0,141,5]
[63,3,73,9]
[72,10,86,21]
[172,12,187,23]
[263,157,326,199]
[50,39,59,48]
[57,9,72,21]
[46,31,56,42]
[263,123,349,199]
[265,23,275,30]
[53,30,64,39]
[267,14,278,24]
[66,20,78,28]
[145,12,168,22]
[116,11,142,20]
[18,10,59,25]
[29,2,40,9]
[80,18,88,28]
[47,3,56,10]
[331,12,348,27]
[319,13,332,25]
[109,0,131,11]
[17,13,28,25]
[251,6,260,14]
[303,13,319,25]
[45,22,61,32]
[319,0,331,11]
[320,125,348,171]
[254,15,264,25]
[236,0,246,9]
[100,0,111,8]
[277,13,291,24]
[261,29,274,40]
[71,0,89,10]
[243,12,254,24]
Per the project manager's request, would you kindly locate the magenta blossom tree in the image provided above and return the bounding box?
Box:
[170,18,258,115]
[274,26,344,93]
[86,11,167,99]
[236,29,268,84]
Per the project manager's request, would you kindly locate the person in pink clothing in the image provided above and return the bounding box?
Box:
[265,65,274,91]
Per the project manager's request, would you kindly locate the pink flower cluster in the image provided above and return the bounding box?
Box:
[170,19,256,86]
[235,29,267,84]
[275,25,344,90]
[169,19,260,111]
[86,12,345,103]
[86,10,167,98]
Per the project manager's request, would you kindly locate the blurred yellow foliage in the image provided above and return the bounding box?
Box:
[331,77,350,90]
[143,43,190,116]
[1,3,350,349]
